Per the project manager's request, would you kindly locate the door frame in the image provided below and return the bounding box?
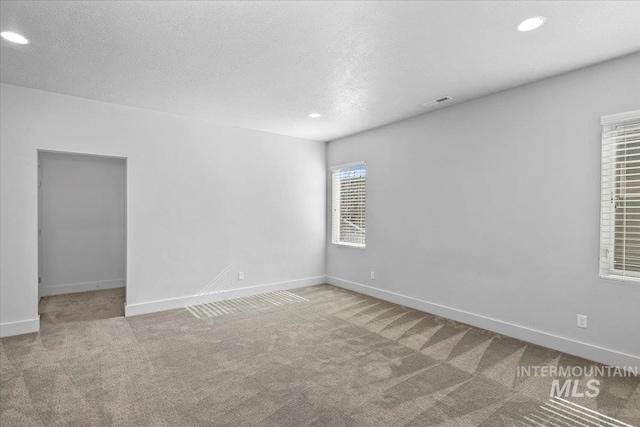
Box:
[37,149,128,306]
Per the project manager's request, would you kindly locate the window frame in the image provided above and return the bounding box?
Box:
[331,161,367,249]
[600,110,640,283]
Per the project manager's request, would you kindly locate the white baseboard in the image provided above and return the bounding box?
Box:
[327,276,640,370]
[0,316,40,338]
[39,279,125,296]
[125,276,327,317]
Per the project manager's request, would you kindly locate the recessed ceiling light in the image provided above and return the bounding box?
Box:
[308,113,321,118]
[1,31,30,44]
[517,16,546,32]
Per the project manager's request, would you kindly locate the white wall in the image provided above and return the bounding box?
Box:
[327,53,640,368]
[0,83,326,336]
[39,152,126,296]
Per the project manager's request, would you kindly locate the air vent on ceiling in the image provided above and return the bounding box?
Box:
[422,96,453,107]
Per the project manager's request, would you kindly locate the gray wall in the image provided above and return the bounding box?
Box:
[327,53,640,366]
[39,152,126,296]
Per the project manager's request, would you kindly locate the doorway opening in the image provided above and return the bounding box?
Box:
[38,151,127,325]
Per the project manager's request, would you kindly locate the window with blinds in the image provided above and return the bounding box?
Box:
[600,110,640,282]
[332,162,366,248]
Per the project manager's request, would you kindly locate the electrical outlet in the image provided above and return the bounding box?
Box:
[577,314,587,329]
[238,272,244,280]
[370,271,375,280]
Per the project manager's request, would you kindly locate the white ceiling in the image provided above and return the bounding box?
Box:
[1,1,639,142]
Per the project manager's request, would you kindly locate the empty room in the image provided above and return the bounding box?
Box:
[1,1,639,426]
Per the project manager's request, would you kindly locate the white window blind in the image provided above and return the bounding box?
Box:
[600,110,640,282]
[332,162,366,248]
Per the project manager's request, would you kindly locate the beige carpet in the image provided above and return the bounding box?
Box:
[1,285,638,426]
[38,287,125,325]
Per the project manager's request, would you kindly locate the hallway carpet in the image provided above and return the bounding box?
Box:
[1,285,638,426]
[38,287,125,325]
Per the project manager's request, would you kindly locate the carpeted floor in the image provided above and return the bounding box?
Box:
[38,287,126,325]
[1,285,638,426]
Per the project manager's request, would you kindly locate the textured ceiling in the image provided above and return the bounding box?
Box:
[1,1,639,142]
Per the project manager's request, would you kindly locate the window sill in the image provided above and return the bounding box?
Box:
[332,242,366,249]
[599,273,640,284]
